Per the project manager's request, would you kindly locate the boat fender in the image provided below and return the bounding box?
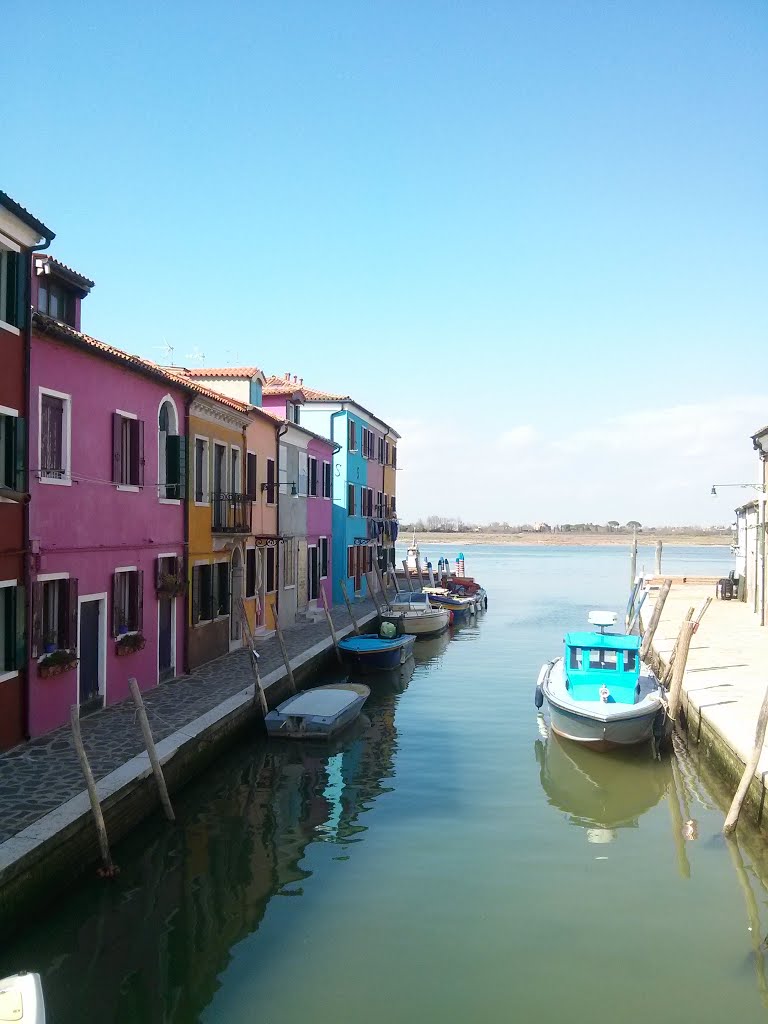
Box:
[535,685,544,709]
[535,663,549,709]
[599,685,610,703]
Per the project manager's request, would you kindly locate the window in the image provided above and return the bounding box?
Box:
[112,412,144,487]
[0,410,23,493]
[33,577,77,655]
[322,460,331,498]
[286,401,301,424]
[308,456,318,497]
[279,443,288,495]
[361,427,369,459]
[230,447,241,494]
[347,546,355,579]
[246,452,258,499]
[192,563,213,623]
[588,649,618,670]
[37,279,75,326]
[298,451,308,496]
[347,482,355,516]
[39,390,70,483]
[391,495,396,515]
[266,546,276,593]
[625,650,637,671]
[392,446,397,468]
[158,400,185,500]
[156,555,181,589]
[319,537,329,579]
[284,540,296,587]
[378,436,384,464]
[0,582,23,677]
[265,458,276,504]
[246,548,257,598]
[194,437,209,503]
[0,248,23,329]
[213,562,229,617]
[376,491,383,518]
[112,569,143,635]
[348,419,357,451]
[361,487,373,517]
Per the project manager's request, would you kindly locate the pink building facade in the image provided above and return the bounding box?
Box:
[27,311,190,737]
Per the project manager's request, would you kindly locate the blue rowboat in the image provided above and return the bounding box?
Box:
[421,588,475,619]
[338,633,416,671]
[535,611,665,752]
[265,683,370,739]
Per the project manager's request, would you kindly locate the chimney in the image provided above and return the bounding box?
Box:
[299,377,303,385]
[284,372,290,380]
[293,375,297,383]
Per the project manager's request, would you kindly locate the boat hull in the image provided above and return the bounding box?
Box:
[381,610,451,638]
[265,683,370,740]
[338,634,416,671]
[540,660,664,751]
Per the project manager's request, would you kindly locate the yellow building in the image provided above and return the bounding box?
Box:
[187,389,253,669]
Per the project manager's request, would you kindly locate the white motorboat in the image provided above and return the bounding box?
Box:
[0,973,45,1023]
[265,683,370,739]
[383,592,451,637]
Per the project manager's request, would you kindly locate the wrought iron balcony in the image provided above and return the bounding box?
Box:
[211,492,252,534]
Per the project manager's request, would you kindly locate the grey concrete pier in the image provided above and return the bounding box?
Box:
[0,599,377,932]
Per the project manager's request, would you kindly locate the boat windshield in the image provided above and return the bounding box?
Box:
[564,633,641,704]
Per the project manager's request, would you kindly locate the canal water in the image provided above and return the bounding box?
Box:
[3,543,768,1023]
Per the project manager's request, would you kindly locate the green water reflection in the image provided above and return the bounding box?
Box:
[2,545,768,1023]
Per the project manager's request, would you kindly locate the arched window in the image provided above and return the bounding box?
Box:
[158,398,181,499]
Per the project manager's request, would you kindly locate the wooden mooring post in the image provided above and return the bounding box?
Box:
[340,579,361,634]
[640,578,673,661]
[655,540,663,576]
[374,562,390,607]
[666,620,696,723]
[402,560,414,593]
[240,598,268,717]
[365,571,384,615]
[70,707,116,877]
[662,607,695,687]
[129,678,175,822]
[269,600,296,694]
[723,683,768,835]
[320,585,343,664]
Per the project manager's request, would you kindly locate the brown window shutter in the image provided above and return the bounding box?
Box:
[191,565,201,625]
[112,412,122,483]
[32,581,44,658]
[136,569,144,631]
[67,578,79,650]
[112,572,121,636]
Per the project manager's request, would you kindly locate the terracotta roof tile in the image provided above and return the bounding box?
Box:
[31,313,248,413]
[35,255,94,290]
[0,190,55,240]
[183,366,263,379]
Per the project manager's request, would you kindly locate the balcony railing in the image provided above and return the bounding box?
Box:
[211,492,252,533]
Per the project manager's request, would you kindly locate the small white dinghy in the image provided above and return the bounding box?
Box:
[0,973,45,1023]
[265,683,370,739]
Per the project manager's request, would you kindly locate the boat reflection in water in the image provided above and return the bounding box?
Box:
[0,681,404,1023]
[410,626,452,671]
[535,728,671,844]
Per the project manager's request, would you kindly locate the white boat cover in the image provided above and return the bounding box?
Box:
[278,689,358,717]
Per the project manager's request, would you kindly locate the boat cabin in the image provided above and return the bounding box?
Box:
[563,632,642,704]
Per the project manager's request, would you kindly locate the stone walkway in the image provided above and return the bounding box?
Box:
[647,584,768,773]
[0,600,377,844]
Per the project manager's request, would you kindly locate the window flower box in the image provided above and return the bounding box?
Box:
[156,573,186,597]
[115,632,146,657]
[38,650,78,678]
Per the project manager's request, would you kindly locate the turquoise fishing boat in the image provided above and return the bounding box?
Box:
[535,611,665,751]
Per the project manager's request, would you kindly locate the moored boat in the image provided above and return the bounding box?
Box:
[421,587,476,619]
[0,972,45,1023]
[535,611,665,751]
[265,683,370,739]
[338,632,416,671]
[382,592,451,637]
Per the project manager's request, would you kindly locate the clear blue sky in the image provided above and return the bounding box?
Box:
[5,1,767,524]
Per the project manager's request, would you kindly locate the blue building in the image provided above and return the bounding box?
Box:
[298,386,399,605]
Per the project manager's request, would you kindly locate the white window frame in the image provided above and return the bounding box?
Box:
[115,408,140,492]
[38,387,72,486]
[0,404,19,504]
[194,435,210,506]
[0,240,21,336]
[192,559,212,625]
[157,395,181,506]
[279,443,288,495]
[308,455,318,497]
[36,571,70,659]
[0,579,19,683]
[298,451,308,497]
[319,536,329,580]
[230,444,241,495]
[322,460,331,499]
[212,557,230,621]
[113,565,140,636]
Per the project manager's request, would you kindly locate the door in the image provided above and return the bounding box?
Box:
[354,546,362,593]
[308,546,319,601]
[297,541,308,610]
[79,600,101,710]
[158,595,173,680]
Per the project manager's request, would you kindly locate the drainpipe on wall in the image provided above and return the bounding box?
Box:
[329,409,346,603]
[23,235,54,738]
[275,421,289,620]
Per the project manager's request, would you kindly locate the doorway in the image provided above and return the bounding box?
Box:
[308,545,319,602]
[230,547,244,650]
[158,595,174,681]
[78,595,106,716]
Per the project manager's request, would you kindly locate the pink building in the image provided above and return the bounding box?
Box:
[27,290,191,736]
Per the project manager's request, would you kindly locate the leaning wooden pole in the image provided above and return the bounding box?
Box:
[319,585,343,664]
[402,559,414,593]
[640,578,673,661]
[666,620,696,723]
[240,598,268,717]
[374,561,390,608]
[128,678,175,822]
[340,579,361,635]
[662,607,695,687]
[270,600,296,694]
[365,571,384,615]
[70,707,115,875]
[723,683,768,835]
[655,540,663,576]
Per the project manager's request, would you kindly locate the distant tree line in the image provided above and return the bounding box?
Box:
[400,517,730,535]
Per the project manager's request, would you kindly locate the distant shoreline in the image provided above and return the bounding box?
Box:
[398,531,731,548]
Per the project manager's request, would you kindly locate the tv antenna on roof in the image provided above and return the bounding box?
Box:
[156,338,175,364]
[186,346,206,366]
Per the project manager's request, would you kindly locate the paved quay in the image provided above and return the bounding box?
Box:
[0,599,377,848]
[646,583,768,820]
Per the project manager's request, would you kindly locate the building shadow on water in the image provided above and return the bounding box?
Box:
[0,682,405,1023]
